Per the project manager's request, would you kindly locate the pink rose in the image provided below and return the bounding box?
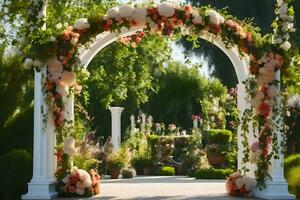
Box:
[250,141,260,152]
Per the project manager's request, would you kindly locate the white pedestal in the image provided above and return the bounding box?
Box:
[22,179,57,200]
[109,107,124,151]
[253,181,295,199]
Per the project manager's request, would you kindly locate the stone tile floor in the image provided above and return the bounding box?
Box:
[60,176,259,200]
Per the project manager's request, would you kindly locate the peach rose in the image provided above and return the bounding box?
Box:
[60,71,76,86]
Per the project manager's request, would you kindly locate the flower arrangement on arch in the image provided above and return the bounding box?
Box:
[225,172,256,197]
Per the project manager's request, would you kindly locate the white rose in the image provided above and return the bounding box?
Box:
[107,7,119,19]
[56,23,63,29]
[63,137,77,156]
[235,178,244,189]
[267,85,279,98]
[50,36,56,42]
[74,18,90,30]
[78,169,92,187]
[158,2,175,17]
[280,41,291,51]
[47,57,63,75]
[206,10,224,25]
[75,188,85,195]
[149,21,158,31]
[56,81,69,97]
[277,0,284,6]
[279,3,288,17]
[230,172,241,179]
[118,4,134,18]
[132,7,147,24]
[23,58,34,70]
[62,175,70,184]
[192,15,203,25]
[60,71,76,86]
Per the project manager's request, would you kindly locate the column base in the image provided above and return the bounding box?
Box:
[253,180,295,199]
[22,178,58,200]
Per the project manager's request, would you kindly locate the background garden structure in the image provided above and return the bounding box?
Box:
[0,0,300,199]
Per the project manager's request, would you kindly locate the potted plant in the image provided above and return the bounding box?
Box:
[132,155,153,175]
[205,129,232,168]
[107,152,126,179]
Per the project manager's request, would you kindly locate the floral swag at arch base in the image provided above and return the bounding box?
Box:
[24,0,295,198]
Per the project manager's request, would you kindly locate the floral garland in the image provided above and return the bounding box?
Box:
[24,2,294,189]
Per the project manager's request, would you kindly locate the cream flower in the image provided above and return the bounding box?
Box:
[267,85,279,98]
[158,2,175,17]
[48,71,62,82]
[47,57,63,75]
[192,15,203,25]
[230,171,241,179]
[206,10,224,25]
[243,176,256,191]
[119,4,134,18]
[63,137,77,156]
[78,169,92,187]
[56,82,69,97]
[74,18,90,30]
[62,175,70,184]
[132,7,147,24]
[23,58,34,70]
[56,23,63,29]
[107,7,119,19]
[250,91,264,108]
[60,71,76,86]
[75,188,85,195]
[280,41,291,51]
[71,166,79,175]
[235,178,244,189]
[287,95,300,109]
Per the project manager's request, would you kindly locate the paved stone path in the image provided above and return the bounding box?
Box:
[60,176,259,200]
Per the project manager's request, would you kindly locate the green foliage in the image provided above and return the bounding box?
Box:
[131,156,153,175]
[286,166,300,197]
[206,129,233,144]
[284,154,300,177]
[73,155,100,171]
[107,146,129,170]
[194,168,234,179]
[0,149,32,200]
[121,168,137,179]
[157,166,176,176]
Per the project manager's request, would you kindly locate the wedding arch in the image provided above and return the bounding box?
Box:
[22,1,295,199]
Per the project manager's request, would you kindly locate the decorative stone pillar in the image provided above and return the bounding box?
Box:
[22,69,58,200]
[130,114,135,135]
[109,107,124,151]
[253,72,294,199]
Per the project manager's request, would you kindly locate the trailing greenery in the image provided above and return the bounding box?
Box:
[194,168,234,179]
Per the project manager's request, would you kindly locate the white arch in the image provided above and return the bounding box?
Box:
[79,27,249,83]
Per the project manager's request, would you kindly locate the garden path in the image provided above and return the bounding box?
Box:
[60,176,259,200]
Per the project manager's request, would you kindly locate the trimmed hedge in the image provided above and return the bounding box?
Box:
[206,129,232,144]
[157,166,175,176]
[284,154,300,177]
[286,166,300,198]
[0,149,32,200]
[194,168,234,179]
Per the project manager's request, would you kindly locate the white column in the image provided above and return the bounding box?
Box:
[130,114,135,135]
[141,113,146,130]
[109,107,124,152]
[193,118,198,129]
[253,72,294,199]
[22,68,58,200]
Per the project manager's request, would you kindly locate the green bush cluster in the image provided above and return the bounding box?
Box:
[0,149,32,200]
[194,168,234,179]
[206,129,232,144]
[157,166,176,176]
[285,154,300,198]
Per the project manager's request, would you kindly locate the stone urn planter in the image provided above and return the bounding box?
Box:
[207,152,225,168]
[110,168,121,179]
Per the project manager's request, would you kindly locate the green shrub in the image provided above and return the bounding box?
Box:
[286,166,300,197]
[284,154,300,177]
[73,155,100,171]
[122,168,137,178]
[194,168,234,179]
[206,129,232,144]
[157,166,175,176]
[0,149,32,200]
[131,156,153,175]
